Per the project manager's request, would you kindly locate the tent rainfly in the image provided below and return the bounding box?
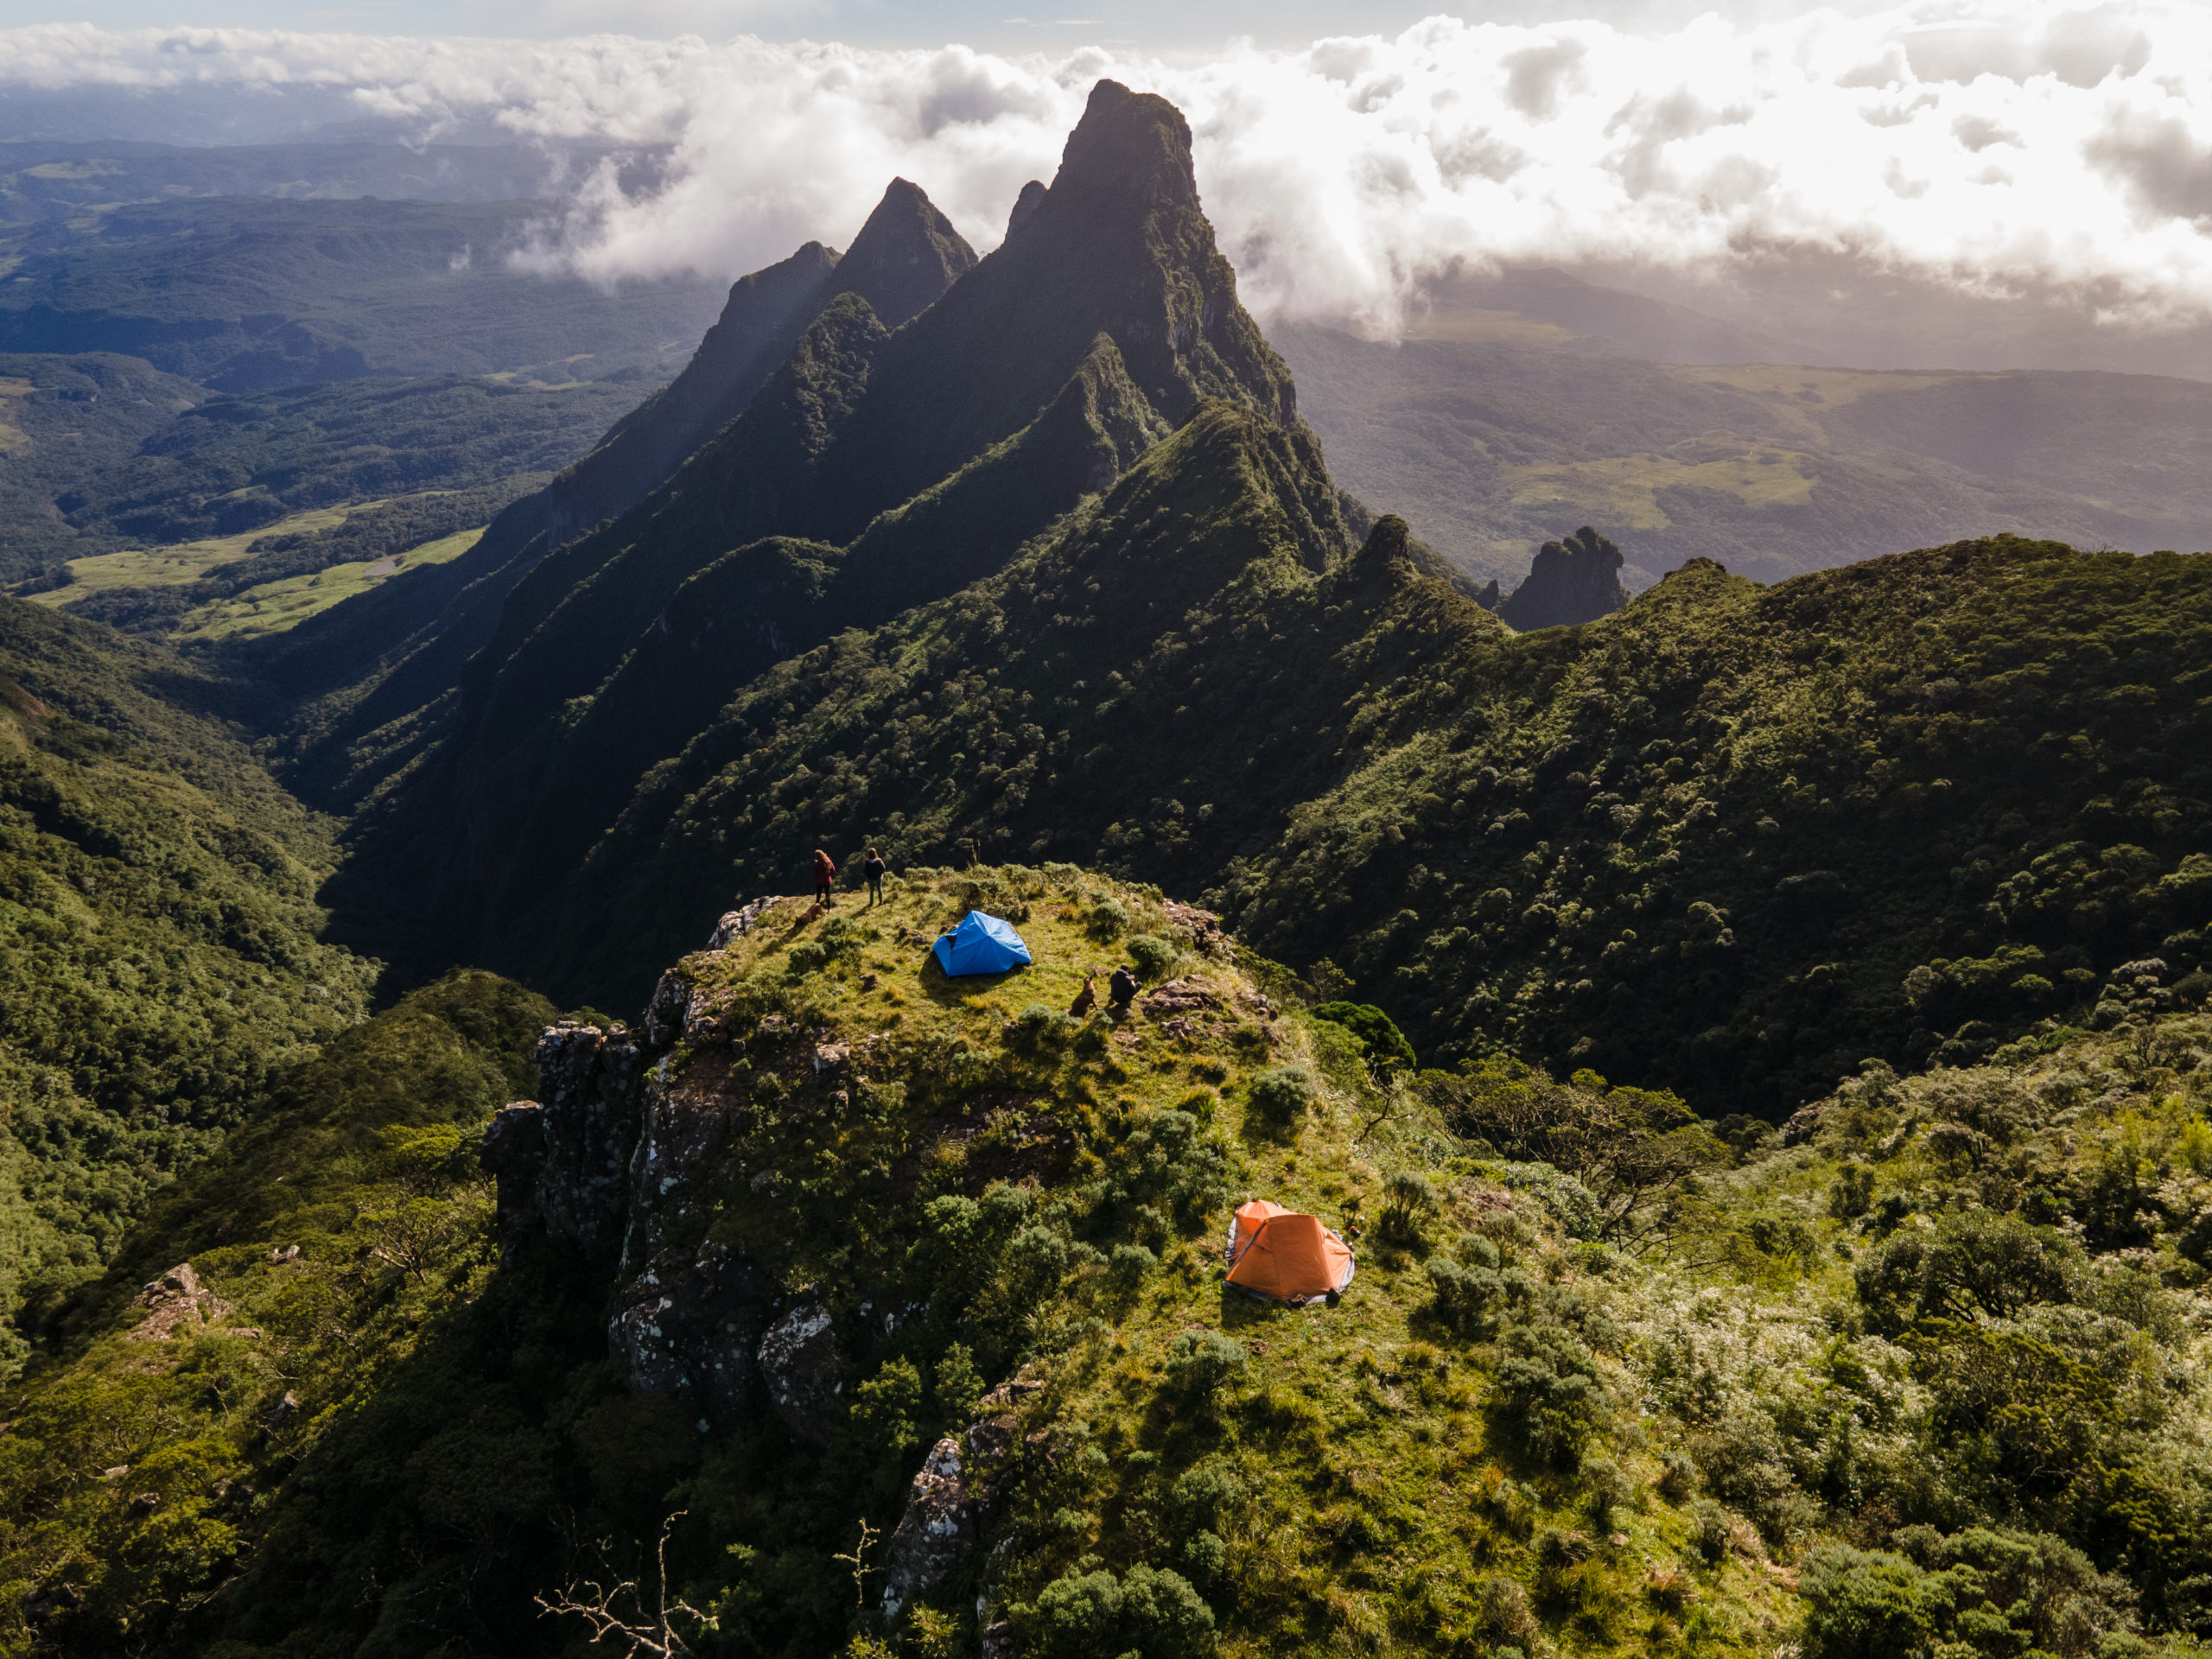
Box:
[931,910,1033,977]
[1224,1199,1356,1306]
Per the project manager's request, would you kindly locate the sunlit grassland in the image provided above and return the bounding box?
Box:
[28,500,383,600]
[171,524,484,641]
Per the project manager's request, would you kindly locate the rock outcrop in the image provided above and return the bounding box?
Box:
[1498,525,1628,630]
[480,1020,641,1258]
[129,1263,234,1340]
[607,1241,769,1425]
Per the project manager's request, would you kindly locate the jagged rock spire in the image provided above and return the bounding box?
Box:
[830,178,977,329]
[1048,79,1199,210]
[1005,180,1047,239]
[1499,525,1628,630]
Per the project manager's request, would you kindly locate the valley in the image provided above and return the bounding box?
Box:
[0,76,2207,1659]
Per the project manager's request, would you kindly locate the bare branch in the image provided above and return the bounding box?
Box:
[537,1511,705,1657]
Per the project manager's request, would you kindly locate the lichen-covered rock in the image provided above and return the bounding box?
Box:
[880,1382,1037,1618]
[756,1303,839,1446]
[607,1242,769,1423]
[644,970,694,1047]
[880,1437,977,1619]
[479,1022,641,1260]
[709,895,782,950]
[1163,901,1231,959]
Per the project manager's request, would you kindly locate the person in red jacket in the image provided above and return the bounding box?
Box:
[812,848,836,903]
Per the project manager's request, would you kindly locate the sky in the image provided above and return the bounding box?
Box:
[4,1,1889,50]
[8,3,2212,351]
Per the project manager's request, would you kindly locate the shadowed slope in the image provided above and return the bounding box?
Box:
[251,181,978,782]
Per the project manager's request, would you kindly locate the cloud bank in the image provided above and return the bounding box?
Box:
[10,6,2212,336]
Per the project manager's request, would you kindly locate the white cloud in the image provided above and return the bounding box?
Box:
[10,4,2212,335]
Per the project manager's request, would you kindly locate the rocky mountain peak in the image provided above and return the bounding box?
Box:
[1047,79,1199,214]
[830,177,977,329]
[1499,525,1629,630]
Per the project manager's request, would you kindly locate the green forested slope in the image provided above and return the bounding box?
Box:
[0,359,662,590]
[0,969,562,1654]
[1224,537,2212,1109]
[0,196,724,388]
[0,598,372,1362]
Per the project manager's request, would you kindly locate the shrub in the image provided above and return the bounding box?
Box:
[1181,1530,1226,1587]
[1854,1211,2079,1335]
[1089,899,1129,938]
[1170,1463,1243,1536]
[850,1357,923,1459]
[1424,1256,1526,1338]
[1829,1162,1875,1220]
[1688,1500,1730,1563]
[1108,1243,1156,1303]
[933,1343,984,1426]
[1248,1065,1318,1129]
[1582,1454,1635,1524]
[1494,1323,1609,1468]
[1164,1332,1248,1398]
[1310,1001,1418,1078]
[1801,1527,2135,1659]
[1500,1162,1605,1241]
[1013,1002,1079,1051]
[1027,1564,1215,1659]
[1379,1172,1440,1245]
[1656,1451,1699,1503]
[1127,933,1181,982]
[1476,1575,1540,1647]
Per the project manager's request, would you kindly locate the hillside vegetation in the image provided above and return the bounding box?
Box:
[0,598,372,1370]
[0,359,661,592]
[10,865,2212,1659]
[508,392,2211,1116]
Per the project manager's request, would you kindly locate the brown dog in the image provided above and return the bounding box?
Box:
[1068,971,1098,1019]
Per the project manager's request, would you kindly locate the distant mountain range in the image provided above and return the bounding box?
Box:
[1281,267,2212,588]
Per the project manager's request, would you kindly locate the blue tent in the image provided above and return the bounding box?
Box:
[932,910,1033,977]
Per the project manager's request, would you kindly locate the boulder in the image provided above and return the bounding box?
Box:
[880,1437,978,1619]
[644,970,694,1047]
[756,1303,839,1446]
[880,1392,1033,1618]
[1162,902,1232,960]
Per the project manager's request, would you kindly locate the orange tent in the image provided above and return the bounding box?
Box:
[1225,1200,1356,1305]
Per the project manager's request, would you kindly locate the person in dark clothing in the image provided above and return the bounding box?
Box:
[1108,965,1141,1017]
[812,848,836,903]
[863,847,887,906]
